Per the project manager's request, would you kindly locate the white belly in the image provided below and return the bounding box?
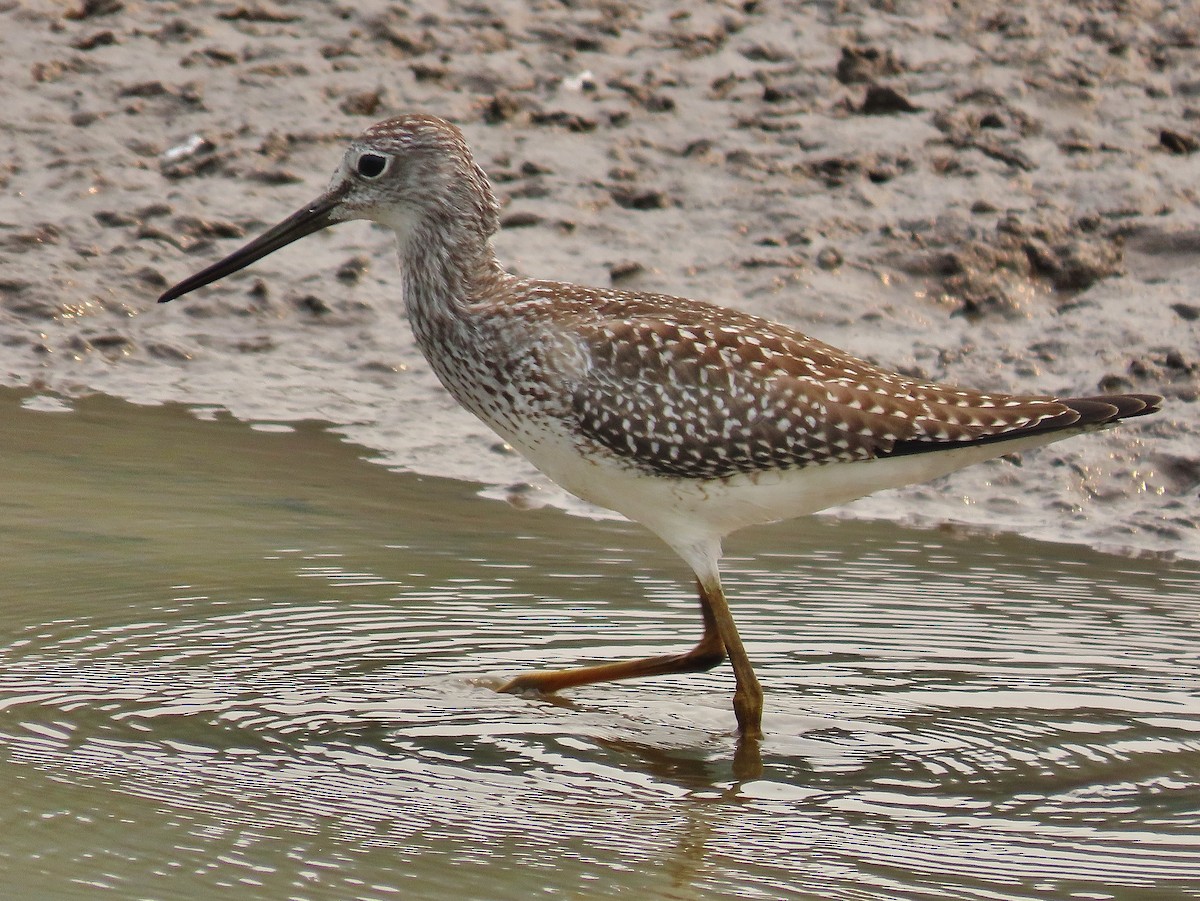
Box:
[501,421,1095,558]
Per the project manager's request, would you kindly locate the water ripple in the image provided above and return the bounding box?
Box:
[3,394,1198,899]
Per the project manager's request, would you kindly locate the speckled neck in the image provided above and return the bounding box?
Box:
[398,208,506,332]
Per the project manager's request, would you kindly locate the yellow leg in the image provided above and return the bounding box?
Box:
[499,580,726,694]
[499,575,764,741]
[698,575,763,740]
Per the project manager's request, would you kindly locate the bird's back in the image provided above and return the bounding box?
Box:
[468,278,1158,486]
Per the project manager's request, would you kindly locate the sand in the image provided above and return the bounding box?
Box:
[1,0,1197,560]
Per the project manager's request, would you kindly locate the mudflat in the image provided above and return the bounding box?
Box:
[1,1,1195,557]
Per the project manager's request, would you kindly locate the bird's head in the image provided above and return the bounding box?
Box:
[158,114,498,304]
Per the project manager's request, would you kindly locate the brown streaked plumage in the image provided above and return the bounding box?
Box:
[158,113,1162,747]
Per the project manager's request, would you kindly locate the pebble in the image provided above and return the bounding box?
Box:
[816,247,843,270]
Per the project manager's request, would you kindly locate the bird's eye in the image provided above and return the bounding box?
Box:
[356,152,388,178]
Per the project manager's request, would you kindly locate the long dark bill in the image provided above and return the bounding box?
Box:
[157,186,347,303]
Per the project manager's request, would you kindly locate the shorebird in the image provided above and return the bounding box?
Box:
[159,114,1160,739]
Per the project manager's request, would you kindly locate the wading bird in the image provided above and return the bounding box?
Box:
[159,114,1161,740]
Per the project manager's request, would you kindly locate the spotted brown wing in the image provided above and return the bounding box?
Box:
[566,311,1157,480]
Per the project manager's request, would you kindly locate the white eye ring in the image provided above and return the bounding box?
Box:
[356,152,388,178]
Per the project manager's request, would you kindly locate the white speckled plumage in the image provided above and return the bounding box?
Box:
[159,114,1161,742]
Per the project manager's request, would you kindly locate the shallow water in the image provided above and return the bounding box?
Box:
[1,389,1198,900]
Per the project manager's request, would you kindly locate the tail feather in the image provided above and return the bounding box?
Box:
[885,392,1162,458]
[1062,393,1161,421]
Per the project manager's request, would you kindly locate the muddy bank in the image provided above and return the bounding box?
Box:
[1,1,1196,558]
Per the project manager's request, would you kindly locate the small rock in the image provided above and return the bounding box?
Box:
[90,334,132,352]
[1023,237,1122,293]
[153,19,202,43]
[119,80,169,98]
[483,93,520,123]
[31,59,85,83]
[194,46,239,66]
[1160,129,1199,155]
[807,156,859,186]
[217,3,299,23]
[410,62,446,81]
[500,211,542,228]
[340,90,384,117]
[816,247,843,270]
[859,84,919,115]
[530,110,597,132]
[1164,349,1192,371]
[336,256,369,284]
[95,210,137,227]
[134,266,168,288]
[608,77,674,111]
[741,43,790,62]
[64,0,123,19]
[563,70,598,92]
[866,164,899,184]
[244,62,309,79]
[368,18,435,55]
[160,135,219,179]
[610,187,669,210]
[836,46,902,85]
[245,169,303,185]
[173,215,244,240]
[609,260,644,284]
[1098,373,1133,393]
[293,295,331,316]
[1170,302,1200,321]
[71,30,116,50]
[503,482,540,510]
[507,180,550,200]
